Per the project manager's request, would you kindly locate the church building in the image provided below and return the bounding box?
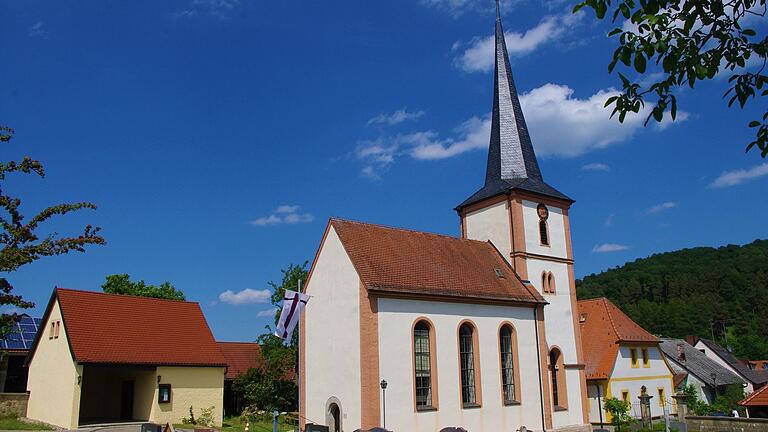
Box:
[300,4,589,432]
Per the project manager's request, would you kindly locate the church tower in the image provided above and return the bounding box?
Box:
[456,1,589,428]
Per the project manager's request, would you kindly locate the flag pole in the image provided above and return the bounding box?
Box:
[297,278,302,430]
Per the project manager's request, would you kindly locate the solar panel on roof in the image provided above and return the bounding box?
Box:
[0,315,41,350]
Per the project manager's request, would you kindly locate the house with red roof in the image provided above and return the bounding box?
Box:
[25,288,227,429]
[578,298,676,424]
[740,383,768,418]
[217,342,263,416]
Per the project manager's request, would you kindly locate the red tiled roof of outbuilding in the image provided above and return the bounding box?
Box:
[31,288,227,367]
[327,219,544,305]
[578,297,658,380]
[218,342,263,379]
[741,383,768,407]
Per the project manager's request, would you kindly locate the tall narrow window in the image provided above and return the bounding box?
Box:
[630,348,639,368]
[547,273,555,294]
[550,350,560,407]
[537,204,550,246]
[550,348,568,410]
[542,272,548,293]
[642,348,650,367]
[500,325,517,404]
[414,321,433,409]
[459,322,480,407]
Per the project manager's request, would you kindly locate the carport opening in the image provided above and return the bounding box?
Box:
[78,364,156,426]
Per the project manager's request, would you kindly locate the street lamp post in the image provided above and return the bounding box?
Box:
[711,372,718,402]
[380,379,388,430]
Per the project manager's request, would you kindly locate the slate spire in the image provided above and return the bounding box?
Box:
[456,0,571,211]
[486,0,543,184]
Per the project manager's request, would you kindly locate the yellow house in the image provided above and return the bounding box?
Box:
[25,288,226,429]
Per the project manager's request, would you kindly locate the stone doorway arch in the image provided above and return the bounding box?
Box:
[325,396,343,432]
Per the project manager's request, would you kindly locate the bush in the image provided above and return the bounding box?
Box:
[604,397,635,431]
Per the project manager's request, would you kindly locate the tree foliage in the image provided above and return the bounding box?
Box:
[574,0,768,157]
[101,273,185,300]
[232,262,308,413]
[577,239,768,358]
[0,126,104,336]
[604,397,634,431]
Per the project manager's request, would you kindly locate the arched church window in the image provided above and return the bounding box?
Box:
[548,272,555,294]
[549,347,568,410]
[413,319,437,410]
[499,324,519,404]
[537,204,550,246]
[459,322,481,407]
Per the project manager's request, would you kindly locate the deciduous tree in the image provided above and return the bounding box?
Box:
[101,273,185,300]
[0,125,105,337]
[574,0,768,157]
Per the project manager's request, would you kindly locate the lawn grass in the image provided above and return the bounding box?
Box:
[175,416,296,432]
[0,416,52,431]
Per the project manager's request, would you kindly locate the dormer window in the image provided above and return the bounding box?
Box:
[537,204,550,246]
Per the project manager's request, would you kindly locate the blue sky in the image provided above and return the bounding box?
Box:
[2,0,766,342]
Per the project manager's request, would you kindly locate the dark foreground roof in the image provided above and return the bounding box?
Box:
[698,338,768,385]
[660,338,744,387]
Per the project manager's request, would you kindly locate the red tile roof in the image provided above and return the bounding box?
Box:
[741,383,768,407]
[578,297,659,380]
[34,288,227,367]
[328,219,544,304]
[218,342,263,379]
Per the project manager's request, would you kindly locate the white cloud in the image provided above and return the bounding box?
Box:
[582,163,610,172]
[275,205,299,214]
[257,308,278,318]
[355,82,688,178]
[368,109,425,126]
[454,14,581,73]
[710,163,768,188]
[219,288,272,305]
[592,243,629,253]
[173,0,239,19]
[646,201,677,214]
[419,0,504,16]
[251,205,314,226]
[28,21,49,39]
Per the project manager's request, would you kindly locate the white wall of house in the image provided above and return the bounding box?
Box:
[376,298,546,432]
[303,227,362,430]
[606,346,675,419]
[694,341,754,393]
[463,199,512,263]
[27,299,83,429]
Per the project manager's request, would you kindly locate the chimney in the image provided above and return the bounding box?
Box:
[676,343,687,363]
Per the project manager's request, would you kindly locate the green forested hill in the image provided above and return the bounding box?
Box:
[576,240,768,359]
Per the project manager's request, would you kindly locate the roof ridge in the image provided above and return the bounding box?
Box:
[217,341,260,345]
[740,383,768,405]
[56,287,199,305]
[601,298,622,340]
[577,297,608,304]
[330,217,490,245]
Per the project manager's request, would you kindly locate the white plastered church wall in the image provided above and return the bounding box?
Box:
[463,200,512,260]
[304,226,362,429]
[377,299,545,432]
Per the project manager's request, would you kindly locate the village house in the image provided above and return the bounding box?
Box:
[26,288,226,429]
[0,315,41,394]
[694,338,768,393]
[579,298,675,424]
[740,384,768,418]
[299,5,589,432]
[659,338,744,405]
[218,342,263,416]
